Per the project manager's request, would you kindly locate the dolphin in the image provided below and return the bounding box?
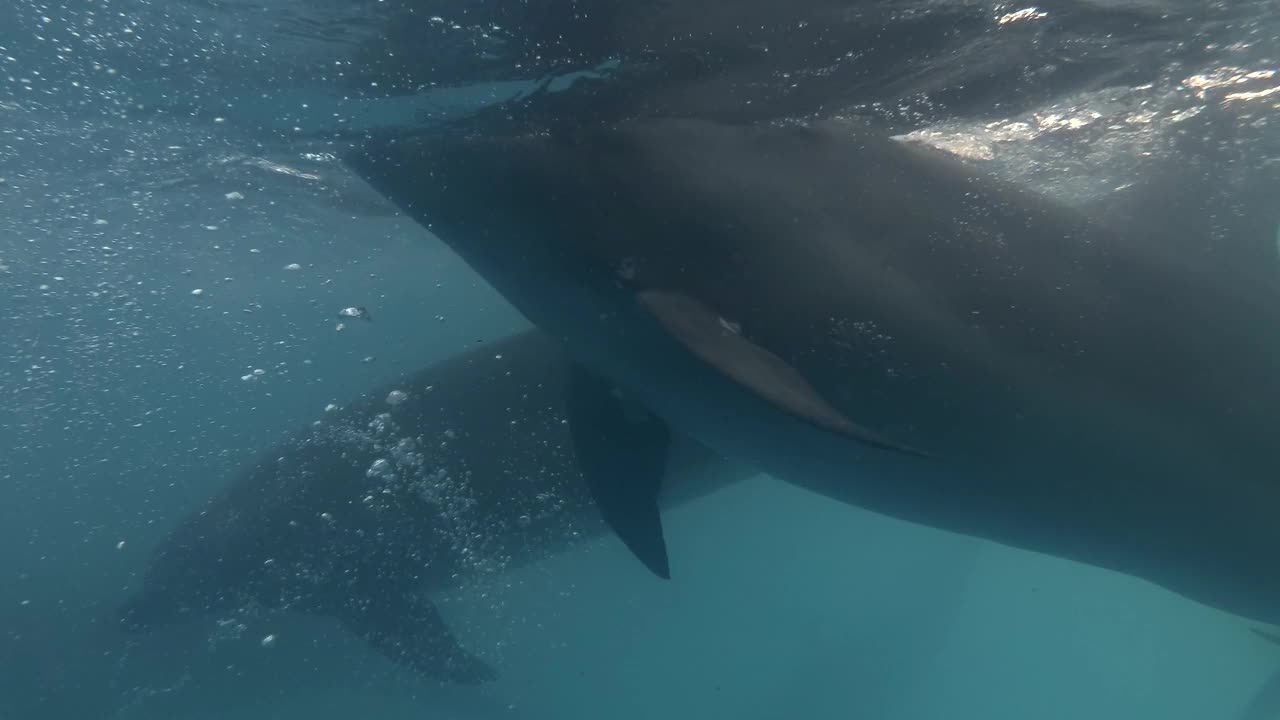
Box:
[118,329,753,683]
[344,115,1280,625]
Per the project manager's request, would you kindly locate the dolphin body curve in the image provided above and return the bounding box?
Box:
[345,116,1280,625]
[118,329,753,683]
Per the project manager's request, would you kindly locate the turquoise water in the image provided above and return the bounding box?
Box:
[3,0,1280,717]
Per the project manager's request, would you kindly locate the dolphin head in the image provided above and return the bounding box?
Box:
[349,125,663,355]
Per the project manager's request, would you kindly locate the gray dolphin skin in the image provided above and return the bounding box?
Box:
[345,116,1280,625]
[118,329,752,683]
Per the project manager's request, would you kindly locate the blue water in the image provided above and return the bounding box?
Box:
[2,0,1280,718]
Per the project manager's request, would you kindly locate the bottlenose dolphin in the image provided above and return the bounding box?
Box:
[345,116,1280,624]
[118,329,752,683]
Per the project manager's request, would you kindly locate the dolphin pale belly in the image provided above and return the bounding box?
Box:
[346,117,1280,625]
[118,329,752,683]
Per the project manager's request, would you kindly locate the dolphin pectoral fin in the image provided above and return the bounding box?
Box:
[332,587,497,684]
[638,289,931,459]
[566,364,673,579]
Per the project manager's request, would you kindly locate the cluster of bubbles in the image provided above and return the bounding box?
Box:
[314,395,493,576]
[363,434,424,487]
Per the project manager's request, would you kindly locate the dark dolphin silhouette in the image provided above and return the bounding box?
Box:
[118,329,752,683]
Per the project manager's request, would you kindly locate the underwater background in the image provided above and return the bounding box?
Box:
[3,0,1280,718]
